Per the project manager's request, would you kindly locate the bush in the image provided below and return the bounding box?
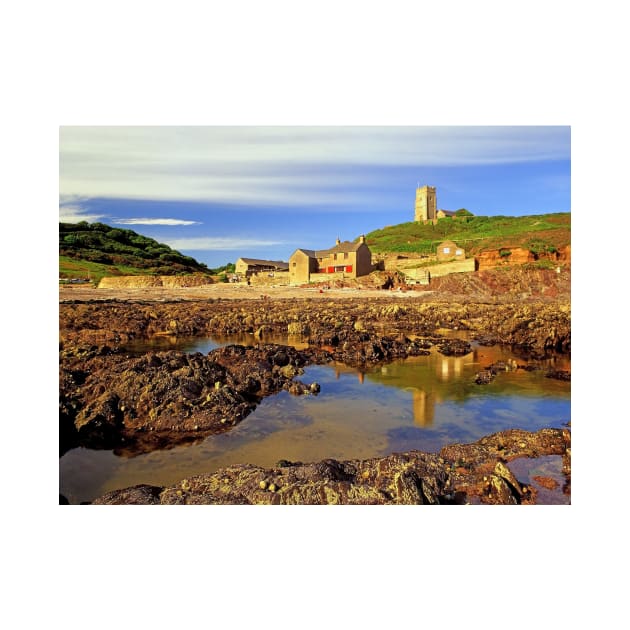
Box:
[528,239,558,256]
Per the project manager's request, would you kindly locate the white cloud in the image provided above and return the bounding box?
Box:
[113,218,201,226]
[163,237,288,251]
[59,126,570,206]
[59,205,108,223]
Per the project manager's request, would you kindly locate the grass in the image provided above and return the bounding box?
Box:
[365,213,570,256]
[59,256,158,285]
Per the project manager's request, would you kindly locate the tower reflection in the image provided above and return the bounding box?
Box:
[412,389,435,427]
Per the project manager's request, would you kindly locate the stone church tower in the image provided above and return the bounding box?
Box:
[414,185,437,222]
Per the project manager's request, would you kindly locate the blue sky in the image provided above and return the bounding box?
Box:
[59,126,570,268]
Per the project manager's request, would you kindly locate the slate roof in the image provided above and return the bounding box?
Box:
[310,241,364,257]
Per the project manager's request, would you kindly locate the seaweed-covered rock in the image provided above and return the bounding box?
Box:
[90,428,570,505]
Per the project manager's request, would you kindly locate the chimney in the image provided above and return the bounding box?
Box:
[359,235,366,244]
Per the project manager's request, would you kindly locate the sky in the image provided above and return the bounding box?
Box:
[59,126,570,269]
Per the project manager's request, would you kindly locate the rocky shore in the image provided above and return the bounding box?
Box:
[90,427,570,505]
[60,297,570,353]
[60,286,570,504]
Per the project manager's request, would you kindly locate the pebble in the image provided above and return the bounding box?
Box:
[259,481,268,490]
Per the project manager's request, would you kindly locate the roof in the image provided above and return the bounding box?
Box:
[438,209,457,217]
[314,240,366,257]
[238,258,289,270]
[291,239,368,260]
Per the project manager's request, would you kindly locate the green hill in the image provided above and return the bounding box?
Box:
[59,221,211,284]
[365,212,571,257]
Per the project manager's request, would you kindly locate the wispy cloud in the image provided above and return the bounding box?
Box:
[113,217,201,226]
[59,205,109,223]
[59,126,570,207]
[163,237,288,251]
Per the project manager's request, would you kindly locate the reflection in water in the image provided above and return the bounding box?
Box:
[412,390,435,427]
[60,339,570,504]
[122,332,309,355]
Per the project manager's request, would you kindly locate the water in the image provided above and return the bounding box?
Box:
[121,331,311,354]
[60,337,570,504]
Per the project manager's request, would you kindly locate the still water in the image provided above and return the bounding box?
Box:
[60,336,570,504]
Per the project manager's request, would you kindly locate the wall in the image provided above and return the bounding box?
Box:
[436,242,466,262]
[235,259,248,275]
[404,259,476,280]
[98,275,214,289]
[247,271,290,286]
[355,243,373,277]
[289,251,315,284]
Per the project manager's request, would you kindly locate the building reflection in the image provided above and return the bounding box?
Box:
[412,389,435,427]
[410,354,469,426]
[334,367,365,384]
[436,354,466,381]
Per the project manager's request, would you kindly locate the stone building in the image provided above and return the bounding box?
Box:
[414,185,437,222]
[436,209,457,219]
[436,240,466,262]
[289,236,372,284]
[235,258,289,278]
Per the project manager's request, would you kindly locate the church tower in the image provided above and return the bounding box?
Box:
[414,185,437,222]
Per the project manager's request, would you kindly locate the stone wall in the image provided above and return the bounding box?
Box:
[247,271,291,286]
[98,275,214,289]
[403,259,476,281]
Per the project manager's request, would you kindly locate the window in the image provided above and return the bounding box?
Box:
[344,252,348,259]
[292,262,296,267]
[443,247,450,254]
[456,249,462,256]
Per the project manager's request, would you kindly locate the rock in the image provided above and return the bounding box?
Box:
[89,428,570,505]
[493,461,524,497]
[91,484,164,505]
[545,370,570,381]
[475,369,496,385]
[437,339,472,356]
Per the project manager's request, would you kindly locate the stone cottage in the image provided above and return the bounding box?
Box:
[235,258,289,278]
[436,240,466,262]
[289,236,372,284]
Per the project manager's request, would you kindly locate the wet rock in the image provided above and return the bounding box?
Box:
[545,370,571,381]
[92,484,164,505]
[89,428,570,505]
[475,369,496,385]
[487,475,519,505]
[532,476,559,490]
[493,461,524,498]
[59,343,315,454]
[437,339,472,356]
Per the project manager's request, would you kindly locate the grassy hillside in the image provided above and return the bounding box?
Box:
[365,213,570,256]
[60,222,211,284]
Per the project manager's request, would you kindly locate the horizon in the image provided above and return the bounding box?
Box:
[59,126,571,268]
